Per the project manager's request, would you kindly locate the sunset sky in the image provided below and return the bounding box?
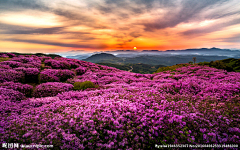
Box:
[0,0,240,53]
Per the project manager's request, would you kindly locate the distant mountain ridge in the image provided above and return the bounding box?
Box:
[65,47,240,66]
[81,54,239,66]
[83,53,117,63]
[106,47,239,53]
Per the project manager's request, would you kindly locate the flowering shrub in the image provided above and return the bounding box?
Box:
[44,59,70,69]
[19,63,36,68]
[0,87,25,101]
[39,74,59,83]
[44,59,58,67]
[39,69,60,83]
[0,69,25,83]
[75,66,87,75]
[39,69,75,83]
[6,53,16,58]
[0,61,22,68]
[9,56,41,69]
[68,61,80,69]
[44,65,52,69]
[0,53,9,58]
[14,67,40,83]
[59,61,71,69]
[56,69,76,82]
[27,62,41,69]
[0,82,33,97]
[11,56,41,64]
[1,53,240,149]
[27,97,61,107]
[33,82,73,98]
[0,64,12,69]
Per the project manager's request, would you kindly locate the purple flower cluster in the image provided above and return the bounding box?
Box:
[0,69,25,83]
[39,69,75,83]
[0,53,16,58]
[44,65,52,69]
[11,56,41,64]
[56,69,76,82]
[0,53,9,58]
[68,61,80,69]
[0,82,33,97]
[0,87,25,101]
[33,82,74,97]
[39,69,60,83]
[75,66,87,75]
[0,53,240,149]
[9,56,41,69]
[14,67,40,76]
[6,53,16,58]
[44,59,71,69]
[0,61,22,68]
[0,65,12,69]
[12,67,39,83]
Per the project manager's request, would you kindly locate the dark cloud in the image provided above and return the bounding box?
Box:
[220,34,240,43]
[2,0,237,32]
[182,26,216,37]
[0,23,30,31]
[129,32,142,38]
[53,9,92,22]
[0,0,109,30]
[0,23,93,38]
[206,10,240,20]
[68,50,85,52]
[95,4,114,14]
[141,0,232,31]
[1,27,64,35]
[182,18,240,36]
[0,0,48,12]
[89,0,155,18]
[118,27,130,30]
[52,9,110,29]
[104,0,174,11]
[3,38,98,49]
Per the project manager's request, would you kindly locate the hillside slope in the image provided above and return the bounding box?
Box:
[83,53,120,63]
[97,63,166,74]
[82,53,234,66]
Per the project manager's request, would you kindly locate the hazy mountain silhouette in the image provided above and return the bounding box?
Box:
[66,48,240,66]
[83,53,118,63]
[82,53,234,66]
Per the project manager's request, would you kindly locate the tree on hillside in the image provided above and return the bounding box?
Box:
[193,57,196,64]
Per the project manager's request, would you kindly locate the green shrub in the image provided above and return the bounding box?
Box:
[73,81,95,90]
[155,63,189,73]
[0,57,10,62]
[198,61,210,66]
[40,63,45,70]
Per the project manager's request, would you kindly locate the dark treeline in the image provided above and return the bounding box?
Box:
[97,63,166,74]
[198,58,240,72]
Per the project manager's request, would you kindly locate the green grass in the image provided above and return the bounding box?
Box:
[155,63,190,73]
[0,57,10,62]
[73,81,96,90]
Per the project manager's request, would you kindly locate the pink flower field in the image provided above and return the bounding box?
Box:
[0,53,239,149]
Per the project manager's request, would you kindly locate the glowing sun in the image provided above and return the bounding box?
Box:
[133,47,137,50]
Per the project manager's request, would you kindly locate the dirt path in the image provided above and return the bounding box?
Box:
[128,66,133,72]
